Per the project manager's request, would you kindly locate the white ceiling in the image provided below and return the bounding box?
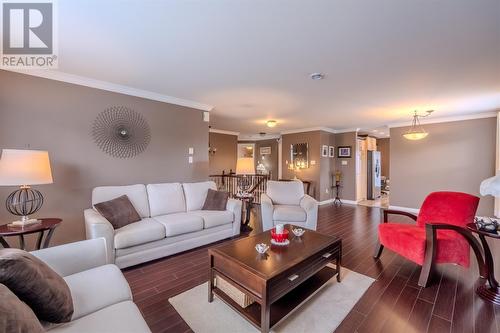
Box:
[21,0,500,135]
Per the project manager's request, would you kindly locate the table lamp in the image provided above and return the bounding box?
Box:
[480,174,500,197]
[236,157,255,195]
[0,149,53,226]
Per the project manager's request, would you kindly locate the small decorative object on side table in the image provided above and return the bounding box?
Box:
[0,218,62,250]
[234,193,254,232]
[467,218,500,305]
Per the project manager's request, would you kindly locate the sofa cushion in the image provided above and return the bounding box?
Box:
[63,264,132,320]
[147,183,186,216]
[114,218,166,249]
[202,189,229,211]
[94,195,141,229]
[92,184,150,218]
[0,284,44,333]
[191,210,234,229]
[183,181,217,211]
[47,301,151,333]
[0,248,74,323]
[153,213,204,237]
[266,180,304,205]
[273,205,307,222]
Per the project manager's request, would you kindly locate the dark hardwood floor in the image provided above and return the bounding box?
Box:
[123,204,500,333]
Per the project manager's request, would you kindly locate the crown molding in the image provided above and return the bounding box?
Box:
[238,133,281,141]
[335,127,360,134]
[388,111,497,128]
[280,126,337,135]
[3,69,214,112]
[209,128,239,136]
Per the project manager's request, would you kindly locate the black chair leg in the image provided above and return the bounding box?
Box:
[373,241,384,259]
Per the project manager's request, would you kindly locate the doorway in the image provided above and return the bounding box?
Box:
[356,133,390,209]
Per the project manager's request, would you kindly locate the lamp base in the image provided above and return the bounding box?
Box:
[8,218,41,227]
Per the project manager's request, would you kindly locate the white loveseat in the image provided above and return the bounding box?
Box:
[261,180,318,231]
[31,238,150,333]
[84,181,242,268]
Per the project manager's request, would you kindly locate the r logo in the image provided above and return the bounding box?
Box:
[2,2,53,54]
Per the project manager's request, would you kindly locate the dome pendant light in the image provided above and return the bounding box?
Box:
[403,110,434,141]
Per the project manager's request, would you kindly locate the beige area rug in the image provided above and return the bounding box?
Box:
[169,267,374,333]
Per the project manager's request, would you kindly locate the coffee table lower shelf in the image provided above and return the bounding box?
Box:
[212,266,336,330]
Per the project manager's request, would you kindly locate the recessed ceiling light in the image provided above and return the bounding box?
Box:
[266,120,277,128]
[310,73,325,80]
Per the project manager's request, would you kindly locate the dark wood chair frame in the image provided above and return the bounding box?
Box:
[374,209,486,287]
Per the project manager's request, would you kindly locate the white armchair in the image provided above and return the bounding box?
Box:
[261,180,318,231]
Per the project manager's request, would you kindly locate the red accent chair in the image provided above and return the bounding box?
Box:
[374,191,486,287]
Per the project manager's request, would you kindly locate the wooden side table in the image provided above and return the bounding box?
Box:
[467,223,500,305]
[0,218,62,250]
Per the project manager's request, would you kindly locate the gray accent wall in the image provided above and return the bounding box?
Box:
[0,70,209,247]
[390,117,496,215]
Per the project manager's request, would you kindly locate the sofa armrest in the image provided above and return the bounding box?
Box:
[31,238,108,277]
[84,208,115,264]
[300,195,318,230]
[227,198,242,236]
[261,194,275,231]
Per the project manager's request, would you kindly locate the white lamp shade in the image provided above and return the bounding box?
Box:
[236,157,255,175]
[480,174,500,197]
[0,149,53,186]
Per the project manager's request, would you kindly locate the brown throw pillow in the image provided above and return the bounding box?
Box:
[0,284,45,333]
[0,249,73,323]
[202,189,229,211]
[94,194,141,229]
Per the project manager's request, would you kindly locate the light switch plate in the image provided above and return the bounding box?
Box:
[310,160,316,165]
[188,156,193,164]
[342,160,348,165]
[188,147,194,155]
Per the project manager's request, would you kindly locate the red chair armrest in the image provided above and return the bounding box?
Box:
[383,209,418,223]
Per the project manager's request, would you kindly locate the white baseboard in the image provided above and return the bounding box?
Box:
[388,205,420,214]
[319,198,359,205]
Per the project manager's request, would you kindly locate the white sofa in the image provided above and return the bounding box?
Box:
[261,180,318,231]
[31,238,150,333]
[84,181,242,268]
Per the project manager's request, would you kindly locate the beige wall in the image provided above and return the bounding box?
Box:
[377,138,390,178]
[319,132,336,202]
[281,131,322,199]
[335,132,357,201]
[390,117,496,215]
[208,132,237,175]
[0,70,209,248]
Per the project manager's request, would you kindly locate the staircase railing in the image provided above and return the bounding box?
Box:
[209,173,270,204]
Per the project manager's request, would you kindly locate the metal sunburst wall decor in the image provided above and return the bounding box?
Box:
[92,106,151,158]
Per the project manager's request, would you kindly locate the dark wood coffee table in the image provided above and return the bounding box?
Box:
[208,225,342,333]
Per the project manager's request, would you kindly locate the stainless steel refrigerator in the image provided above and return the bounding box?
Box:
[367,151,381,199]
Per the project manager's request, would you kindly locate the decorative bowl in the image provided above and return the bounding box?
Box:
[255,243,270,254]
[270,228,289,243]
[292,228,305,237]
